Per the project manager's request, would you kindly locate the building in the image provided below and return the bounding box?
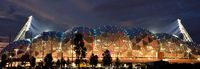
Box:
[1,16,199,62]
[2,26,199,62]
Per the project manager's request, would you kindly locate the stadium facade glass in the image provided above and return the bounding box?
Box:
[2,26,200,61]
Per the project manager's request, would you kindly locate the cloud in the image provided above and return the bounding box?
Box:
[0,0,200,42]
[69,0,93,12]
[7,0,56,21]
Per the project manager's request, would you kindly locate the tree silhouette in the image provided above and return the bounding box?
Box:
[102,49,112,66]
[73,33,87,68]
[1,54,7,67]
[44,53,53,68]
[20,54,30,67]
[90,53,98,68]
[30,56,36,67]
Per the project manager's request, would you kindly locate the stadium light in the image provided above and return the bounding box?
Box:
[44,29,51,32]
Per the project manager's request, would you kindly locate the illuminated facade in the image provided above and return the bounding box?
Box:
[2,26,200,61]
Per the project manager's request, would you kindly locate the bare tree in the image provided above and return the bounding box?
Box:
[73,33,87,68]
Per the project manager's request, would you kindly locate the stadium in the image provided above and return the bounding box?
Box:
[1,16,200,63]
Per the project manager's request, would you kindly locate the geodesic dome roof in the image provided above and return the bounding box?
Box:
[2,26,200,59]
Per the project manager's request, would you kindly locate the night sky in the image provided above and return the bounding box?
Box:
[0,0,200,43]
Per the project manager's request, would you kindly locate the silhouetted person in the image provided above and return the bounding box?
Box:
[89,53,95,67]
[94,55,98,66]
[17,65,22,69]
[115,57,120,68]
[66,58,70,66]
[56,59,61,68]
[128,64,133,69]
[61,57,66,68]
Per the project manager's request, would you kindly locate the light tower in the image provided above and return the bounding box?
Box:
[177,19,193,42]
[177,19,193,59]
[14,16,33,41]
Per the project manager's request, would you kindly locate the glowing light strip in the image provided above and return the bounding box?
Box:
[14,16,32,41]
[177,19,193,42]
